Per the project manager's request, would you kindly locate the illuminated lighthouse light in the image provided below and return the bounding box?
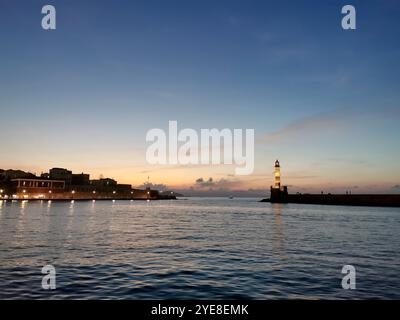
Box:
[274,160,281,189]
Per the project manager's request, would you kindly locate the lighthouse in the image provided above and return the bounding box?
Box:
[270,160,288,203]
[274,160,281,189]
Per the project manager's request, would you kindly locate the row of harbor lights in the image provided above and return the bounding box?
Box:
[0,189,148,202]
[76,190,147,202]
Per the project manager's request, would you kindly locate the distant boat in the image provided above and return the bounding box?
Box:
[229,196,234,199]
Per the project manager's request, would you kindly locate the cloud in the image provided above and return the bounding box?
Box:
[194,177,245,190]
[287,175,318,180]
[195,177,214,187]
[260,107,400,145]
[326,158,369,165]
[258,112,345,143]
[140,164,220,175]
[137,182,168,191]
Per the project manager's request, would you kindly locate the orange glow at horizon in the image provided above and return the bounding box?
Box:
[2,157,400,194]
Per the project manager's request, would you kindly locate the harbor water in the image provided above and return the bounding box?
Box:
[0,198,399,299]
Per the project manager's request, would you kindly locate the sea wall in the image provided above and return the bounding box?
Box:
[262,193,400,207]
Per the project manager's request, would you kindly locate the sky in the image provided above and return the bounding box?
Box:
[0,0,400,195]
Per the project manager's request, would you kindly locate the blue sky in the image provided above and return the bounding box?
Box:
[0,0,399,193]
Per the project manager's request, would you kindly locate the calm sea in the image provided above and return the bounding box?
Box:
[0,198,399,299]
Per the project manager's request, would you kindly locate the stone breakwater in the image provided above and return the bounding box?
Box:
[261,194,400,208]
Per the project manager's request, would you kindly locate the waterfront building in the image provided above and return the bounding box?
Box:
[116,184,133,191]
[40,172,50,179]
[0,167,175,201]
[49,168,73,185]
[90,178,117,187]
[71,173,90,185]
[11,178,65,198]
[42,168,91,189]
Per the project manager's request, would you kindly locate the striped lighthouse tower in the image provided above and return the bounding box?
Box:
[274,160,281,190]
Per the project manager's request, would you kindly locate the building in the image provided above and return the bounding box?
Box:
[43,168,91,188]
[90,178,117,187]
[40,172,50,179]
[71,173,90,185]
[0,166,177,201]
[88,178,132,193]
[11,178,65,199]
[130,187,160,200]
[115,184,133,191]
[49,168,72,185]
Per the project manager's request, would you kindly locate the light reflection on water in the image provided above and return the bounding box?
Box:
[0,198,399,299]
